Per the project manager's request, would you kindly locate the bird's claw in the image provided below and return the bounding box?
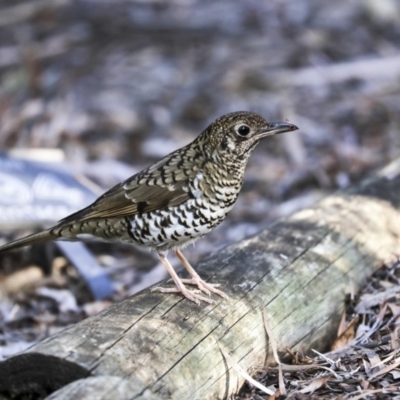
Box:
[151,285,214,304]
[180,278,229,300]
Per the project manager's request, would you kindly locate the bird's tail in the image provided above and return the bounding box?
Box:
[0,229,56,253]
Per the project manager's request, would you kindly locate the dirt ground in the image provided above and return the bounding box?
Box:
[0,1,399,398]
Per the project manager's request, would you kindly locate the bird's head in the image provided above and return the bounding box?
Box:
[201,111,298,162]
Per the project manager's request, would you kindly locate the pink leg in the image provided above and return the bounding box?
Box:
[151,253,214,304]
[175,249,229,300]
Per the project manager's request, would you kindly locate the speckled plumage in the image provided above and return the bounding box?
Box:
[0,111,298,304]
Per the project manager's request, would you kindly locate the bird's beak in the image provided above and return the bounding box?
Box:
[256,121,299,139]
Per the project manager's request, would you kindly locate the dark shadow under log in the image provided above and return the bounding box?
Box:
[1,160,400,399]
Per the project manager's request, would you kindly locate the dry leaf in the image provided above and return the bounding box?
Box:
[278,364,286,396]
[1,266,43,294]
[356,287,399,313]
[379,280,396,289]
[390,370,400,380]
[263,309,286,395]
[387,302,400,317]
[391,328,400,350]
[360,376,371,390]
[355,322,370,339]
[331,316,359,350]
[376,303,388,323]
[299,375,331,393]
[366,350,382,370]
[267,390,281,400]
[349,387,398,400]
[263,309,281,365]
[217,342,275,396]
[337,310,347,336]
[368,357,400,380]
[363,358,371,375]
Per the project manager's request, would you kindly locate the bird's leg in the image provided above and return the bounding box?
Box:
[151,252,214,304]
[175,250,229,300]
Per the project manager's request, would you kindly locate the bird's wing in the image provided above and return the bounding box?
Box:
[59,148,201,223]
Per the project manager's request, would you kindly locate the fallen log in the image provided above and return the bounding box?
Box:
[1,159,400,400]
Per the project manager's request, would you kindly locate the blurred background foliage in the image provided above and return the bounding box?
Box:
[1,0,400,203]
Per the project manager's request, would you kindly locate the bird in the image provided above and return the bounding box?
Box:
[0,111,298,304]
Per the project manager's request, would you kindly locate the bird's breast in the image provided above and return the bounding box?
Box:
[127,169,242,249]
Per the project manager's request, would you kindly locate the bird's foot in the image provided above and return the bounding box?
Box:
[151,285,214,305]
[180,278,229,300]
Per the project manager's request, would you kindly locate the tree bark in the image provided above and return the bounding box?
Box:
[1,159,400,400]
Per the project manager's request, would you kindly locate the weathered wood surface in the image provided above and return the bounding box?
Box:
[1,160,400,400]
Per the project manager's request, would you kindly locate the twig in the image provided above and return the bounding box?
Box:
[217,341,275,396]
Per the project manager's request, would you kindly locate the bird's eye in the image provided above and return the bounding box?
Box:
[236,125,251,137]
